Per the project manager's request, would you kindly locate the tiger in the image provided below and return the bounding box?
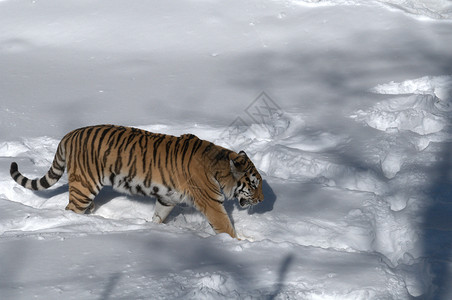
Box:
[10,124,264,238]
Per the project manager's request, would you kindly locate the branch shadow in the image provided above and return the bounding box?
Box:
[267,253,295,300]
[99,273,122,300]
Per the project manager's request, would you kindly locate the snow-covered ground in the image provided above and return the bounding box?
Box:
[1,0,452,299]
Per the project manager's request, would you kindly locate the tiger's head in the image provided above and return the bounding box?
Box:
[230,151,264,208]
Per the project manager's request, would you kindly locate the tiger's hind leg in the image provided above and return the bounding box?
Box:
[66,174,100,214]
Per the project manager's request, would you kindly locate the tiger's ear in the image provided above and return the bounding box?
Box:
[230,151,248,179]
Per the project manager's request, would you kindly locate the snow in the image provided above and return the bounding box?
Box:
[1,0,452,299]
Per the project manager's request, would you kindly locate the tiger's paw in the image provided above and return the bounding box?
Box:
[236,233,255,242]
[151,215,164,224]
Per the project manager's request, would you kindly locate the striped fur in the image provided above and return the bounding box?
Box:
[10,125,264,238]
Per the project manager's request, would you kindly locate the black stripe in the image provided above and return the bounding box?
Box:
[140,135,148,168]
[152,135,166,163]
[31,180,38,190]
[167,139,175,180]
[157,197,172,207]
[48,168,61,180]
[86,182,97,195]
[53,154,65,170]
[114,130,127,149]
[94,157,103,185]
[168,173,176,189]
[159,167,174,189]
[124,181,132,192]
[73,129,85,176]
[105,126,118,145]
[127,158,137,180]
[201,142,214,156]
[110,173,116,185]
[98,126,114,157]
[173,136,183,156]
[165,139,173,166]
[210,198,224,204]
[40,177,50,189]
[72,200,88,211]
[152,186,159,194]
[82,128,94,182]
[51,159,64,172]
[102,136,115,167]
[128,142,136,164]
[136,185,146,196]
[90,126,103,164]
[76,197,92,204]
[188,138,203,165]
[71,187,92,200]
[180,138,191,167]
[114,157,123,174]
[144,168,152,188]
[21,177,28,187]
[13,172,21,181]
[126,132,136,146]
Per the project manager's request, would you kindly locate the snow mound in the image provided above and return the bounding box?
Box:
[377,0,452,20]
[0,142,29,158]
[353,94,445,135]
[353,75,452,137]
[371,75,452,103]
[293,0,452,20]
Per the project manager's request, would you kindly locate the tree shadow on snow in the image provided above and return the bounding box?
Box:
[419,53,452,298]
[422,141,452,299]
[144,234,295,298]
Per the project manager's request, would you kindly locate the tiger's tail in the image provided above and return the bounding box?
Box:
[10,142,66,191]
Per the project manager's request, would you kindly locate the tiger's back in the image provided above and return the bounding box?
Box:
[10,125,264,238]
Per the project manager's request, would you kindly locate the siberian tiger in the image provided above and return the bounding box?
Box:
[10,125,264,238]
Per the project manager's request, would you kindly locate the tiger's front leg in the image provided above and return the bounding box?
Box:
[196,200,237,239]
[152,198,175,224]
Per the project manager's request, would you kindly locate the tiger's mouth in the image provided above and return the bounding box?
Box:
[239,198,257,208]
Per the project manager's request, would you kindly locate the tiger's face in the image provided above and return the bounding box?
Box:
[235,170,264,208]
[230,151,264,208]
